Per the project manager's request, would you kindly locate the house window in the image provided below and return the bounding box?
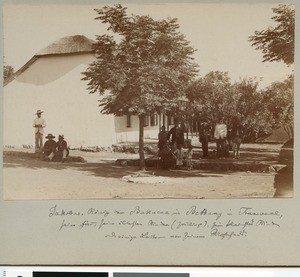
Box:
[126,114,131,128]
[150,113,158,126]
[144,115,149,127]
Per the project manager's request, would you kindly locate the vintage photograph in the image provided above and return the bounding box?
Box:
[2,2,294,200]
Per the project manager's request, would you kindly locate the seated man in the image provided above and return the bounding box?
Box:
[41,134,57,161]
[56,134,69,162]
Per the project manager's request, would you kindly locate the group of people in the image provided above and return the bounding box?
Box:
[157,118,243,170]
[158,122,193,170]
[200,118,243,160]
[33,109,69,162]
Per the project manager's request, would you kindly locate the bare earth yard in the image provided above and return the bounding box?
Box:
[3,143,293,200]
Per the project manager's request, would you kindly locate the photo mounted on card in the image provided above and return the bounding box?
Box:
[0,0,299,266]
[2,1,294,200]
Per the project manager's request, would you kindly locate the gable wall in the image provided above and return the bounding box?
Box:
[3,53,116,148]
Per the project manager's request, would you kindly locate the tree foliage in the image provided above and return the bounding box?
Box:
[82,5,198,168]
[232,78,274,141]
[186,71,232,123]
[261,74,294,138]
[82,5,198,116]
[3,65,15,84]
[249,4,295,65]
[186,71,275,141]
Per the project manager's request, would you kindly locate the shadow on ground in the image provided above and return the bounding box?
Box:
[3,154,224,179]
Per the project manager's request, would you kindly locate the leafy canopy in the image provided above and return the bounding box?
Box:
[249,4,295,65]
[82,4,198,116]
[186,71,232,123]
[3,65,15,84]
[186,71,275,141]
[262,75,294,129]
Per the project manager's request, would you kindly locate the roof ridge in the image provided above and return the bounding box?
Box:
[37,35,95,56]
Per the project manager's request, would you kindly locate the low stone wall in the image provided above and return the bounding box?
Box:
[112,144,157,155]
[69,144,158,155]
[115,158,286,173]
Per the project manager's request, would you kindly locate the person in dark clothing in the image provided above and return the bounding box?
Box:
[41,134,57,161]
[176,124,185,148]
[158,125,168,156]
[167,122,180,146]
[199,122,211,158]
[56,135,69,162]
[231,123,243,159]
[158,143,176,169]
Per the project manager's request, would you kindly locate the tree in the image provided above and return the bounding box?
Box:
[3,65,15,84]
[82,5,198,169]
[262,75,294,138]
[249,4,295,65]
[232,78,274,141]
[187,72,273,141]
[186,71,233,124]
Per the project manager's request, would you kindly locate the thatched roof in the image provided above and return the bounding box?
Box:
[5,35,95,86]
[37,35,95,55]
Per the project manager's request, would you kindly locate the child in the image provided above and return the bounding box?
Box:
[174,144,184,169]
[185,145,193,170]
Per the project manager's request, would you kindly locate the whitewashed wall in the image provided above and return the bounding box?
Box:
[3,54,116,148]
[114,115,174,143]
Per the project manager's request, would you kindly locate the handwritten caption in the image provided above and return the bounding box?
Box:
[48,205,283,241]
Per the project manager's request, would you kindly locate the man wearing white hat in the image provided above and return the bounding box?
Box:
[33,109,46,152]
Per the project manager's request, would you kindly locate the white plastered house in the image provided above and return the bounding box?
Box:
[3,35,175,148]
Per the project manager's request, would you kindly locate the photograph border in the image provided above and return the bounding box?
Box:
[1,0,299,267]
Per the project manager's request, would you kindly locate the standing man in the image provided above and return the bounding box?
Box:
[33,110,46,152]
[167,121,180,150]
[214,118,227,158]
[231,122,243,159]
[176,123,185,150]
[199,121,211,158]
[158,126,168,156]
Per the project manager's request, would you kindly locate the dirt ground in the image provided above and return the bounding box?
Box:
[3,143,293,200]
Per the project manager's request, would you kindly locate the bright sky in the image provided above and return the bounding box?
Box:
[2,2,294,89]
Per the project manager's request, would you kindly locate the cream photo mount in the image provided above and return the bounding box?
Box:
[0,0,299,266]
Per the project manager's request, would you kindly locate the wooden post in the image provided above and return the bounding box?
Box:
[159,113,161,133]
[166,115,169,131]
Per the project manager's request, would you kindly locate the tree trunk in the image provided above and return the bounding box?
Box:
[139,114,146,170]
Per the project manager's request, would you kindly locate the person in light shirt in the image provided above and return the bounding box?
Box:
[214,118,227,158]
[185,144,193,170]
[33,110,46,152]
